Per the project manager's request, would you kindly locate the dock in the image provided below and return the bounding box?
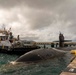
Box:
[60,56,76,75]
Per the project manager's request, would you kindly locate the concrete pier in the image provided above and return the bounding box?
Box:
[60,56,76,75]
[35,42,76,48]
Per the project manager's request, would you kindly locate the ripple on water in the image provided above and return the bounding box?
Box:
[0,52,73,75]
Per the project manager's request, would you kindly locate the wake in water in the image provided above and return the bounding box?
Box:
[0,47,74,75]
[0,54,72,75]
[0,48,73,75]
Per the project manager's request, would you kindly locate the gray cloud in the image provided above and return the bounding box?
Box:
[0,0,76,41]
[0,0,65,9]
[25,11,54,29]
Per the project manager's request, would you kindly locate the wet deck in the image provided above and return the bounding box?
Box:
[60,56,76,75]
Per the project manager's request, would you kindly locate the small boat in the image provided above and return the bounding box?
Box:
[0,28,40,55]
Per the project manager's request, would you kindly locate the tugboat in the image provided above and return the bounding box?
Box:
[0,28,40,55]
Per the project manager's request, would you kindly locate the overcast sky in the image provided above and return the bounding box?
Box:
[0,0,76,42]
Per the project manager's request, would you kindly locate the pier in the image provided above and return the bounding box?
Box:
[35,33,76,48]
[60,56,76,75]
[35,42,76,48]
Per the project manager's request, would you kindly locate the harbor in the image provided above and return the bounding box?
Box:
[0,29,75,75]
[0,28,76,55]
[0,0,76,75]
[0,27,76,75]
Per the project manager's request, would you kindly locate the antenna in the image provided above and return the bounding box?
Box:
[2,24,5,29]
[9,27,11,32]
[8,27,11,32]
[59,31,61,34]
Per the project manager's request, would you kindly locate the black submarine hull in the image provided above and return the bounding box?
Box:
[15,48,66,63]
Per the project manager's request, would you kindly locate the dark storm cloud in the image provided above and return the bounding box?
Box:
[0,0,20,8]
[0,0,65,9]
[0,0,67,30]
[0,0,76,41]
[25,11,55,29]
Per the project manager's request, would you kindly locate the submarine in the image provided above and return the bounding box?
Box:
[11,48,68,64]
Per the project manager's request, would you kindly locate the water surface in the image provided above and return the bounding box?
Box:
[0,52,72,75]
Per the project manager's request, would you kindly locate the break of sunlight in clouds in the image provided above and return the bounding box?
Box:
[0,0,76,41]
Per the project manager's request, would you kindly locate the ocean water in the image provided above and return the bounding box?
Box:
[0,52,72,75]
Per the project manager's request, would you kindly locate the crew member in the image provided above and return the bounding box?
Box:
[9,32,13,43]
